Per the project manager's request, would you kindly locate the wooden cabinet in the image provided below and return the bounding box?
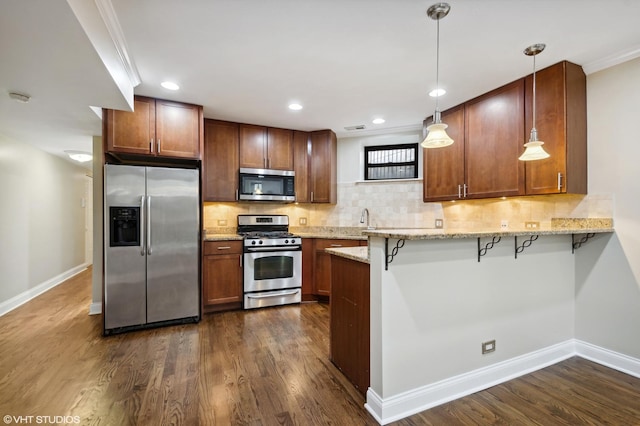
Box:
[423,105,466,201]
[524,61,587,195]
[309,130,337,204]
[330,254,370,396]
[203,119,239,201]
[423,60,587,202]
[202,241,243,312]
[313,239,366,297]
[239,124,293,170]
[301,238,314,301]
[105,96,202,159]
[293,129,337,204]
[465,79,525,199]
[423,79,526,201]
[293,131,311,203]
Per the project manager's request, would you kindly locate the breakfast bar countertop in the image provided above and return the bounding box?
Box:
[325,246,370,264]
[362,218,614,241]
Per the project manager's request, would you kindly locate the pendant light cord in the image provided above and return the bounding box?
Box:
[435,16,441,121]
[532,53,536,131]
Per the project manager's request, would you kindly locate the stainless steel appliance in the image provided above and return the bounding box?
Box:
[238,168,295,202]
[238,215,302,309]
[104,164,200,334]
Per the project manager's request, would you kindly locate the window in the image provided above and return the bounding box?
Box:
[364,143,418,180]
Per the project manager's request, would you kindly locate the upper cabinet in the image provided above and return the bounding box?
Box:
[423,60,586,202]
[105,96,202,160]
[423,105,465,201]
[239,124,293,170]
[524,61,587,195]
[309,130,337,204]
[293,129,337,204]
[293,130,311,203]
[465,79,525,199]
[203,119,239,202]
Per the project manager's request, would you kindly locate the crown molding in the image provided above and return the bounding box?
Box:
[94,0,141,87]
[582,45,640,75]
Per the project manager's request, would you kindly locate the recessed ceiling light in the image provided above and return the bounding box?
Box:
[161,81,180,90]
[65,150,93,163]
[429,88,446,97]
[372,118,385,124]
[288,103,303,110]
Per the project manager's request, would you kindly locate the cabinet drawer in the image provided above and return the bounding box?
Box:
[204,241,243,255]
[314,239,364,250]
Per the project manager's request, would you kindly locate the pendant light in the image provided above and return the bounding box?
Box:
[422,2,453,149]
[519,43,550,161]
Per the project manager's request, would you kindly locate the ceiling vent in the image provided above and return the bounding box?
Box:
[344,124,366,131]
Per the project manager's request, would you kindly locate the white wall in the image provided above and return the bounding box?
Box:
[0,134,88,313]
[575,57,640,357]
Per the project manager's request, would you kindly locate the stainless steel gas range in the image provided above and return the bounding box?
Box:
[238,215,302,309]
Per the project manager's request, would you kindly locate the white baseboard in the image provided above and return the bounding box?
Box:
[366,339,640,424]
[89,302,102,315]
[575,339,640,378]
[0,263,89,317]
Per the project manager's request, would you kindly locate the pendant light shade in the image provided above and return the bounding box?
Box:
[519,43,550,161]
[421,3,453,149]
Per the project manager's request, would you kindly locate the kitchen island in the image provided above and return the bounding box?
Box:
[360,219,614,424]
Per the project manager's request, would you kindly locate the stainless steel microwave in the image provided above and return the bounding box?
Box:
[238,168,295,202]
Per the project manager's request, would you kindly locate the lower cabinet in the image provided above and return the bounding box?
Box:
[330,254,370,396]
[203,241,243,313]
[313,239,366,298]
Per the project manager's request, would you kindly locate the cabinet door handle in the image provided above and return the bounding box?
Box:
[458,184,462,198]
[217,246,231,250]
[330,244,343,247]
[463,184,468,198]
[239,255,243,268]
[150,138,154,153]
[157,138,161,153]
[235,189,239,201]
[311,191,314,202]
[557,172,563,190]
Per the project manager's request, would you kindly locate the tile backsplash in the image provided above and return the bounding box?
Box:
[203,180,613,231]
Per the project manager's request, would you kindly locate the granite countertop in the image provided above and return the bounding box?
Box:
[203,233,243,241]
[362,218,614,241]
[325,246,370,264]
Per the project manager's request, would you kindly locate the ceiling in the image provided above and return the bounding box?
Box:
[2,0,640,169]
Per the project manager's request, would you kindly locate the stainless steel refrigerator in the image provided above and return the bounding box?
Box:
[104,164,200,334]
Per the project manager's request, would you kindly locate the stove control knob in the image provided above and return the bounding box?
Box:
[251,240,256,245]
[259,240,263,245]
[290,239,296,244]
[285,239,289,244]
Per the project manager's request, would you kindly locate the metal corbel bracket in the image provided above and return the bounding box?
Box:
[515,235,539,259]
[572,233,596,253]
[384,238,406,270]
[477,236,502,262]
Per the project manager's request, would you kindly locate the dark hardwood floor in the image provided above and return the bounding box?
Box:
[1,267,639,425]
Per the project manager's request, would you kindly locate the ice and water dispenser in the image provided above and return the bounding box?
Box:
[109,207,140,247]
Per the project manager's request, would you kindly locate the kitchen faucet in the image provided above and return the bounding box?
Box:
[360,208,374,230]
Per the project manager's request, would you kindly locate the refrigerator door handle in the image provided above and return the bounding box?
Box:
[139,195,146,256]
[146,195,152,255]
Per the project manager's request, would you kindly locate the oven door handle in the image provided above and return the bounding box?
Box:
[246,246,301,252]
[246,289,300,299]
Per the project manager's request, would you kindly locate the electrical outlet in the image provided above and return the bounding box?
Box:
[525,221,540,229]
[435,218,444,229]
[217,219,227,226]
[501,220,508,229]
[299,217,307,225]
[482,340,496,354]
